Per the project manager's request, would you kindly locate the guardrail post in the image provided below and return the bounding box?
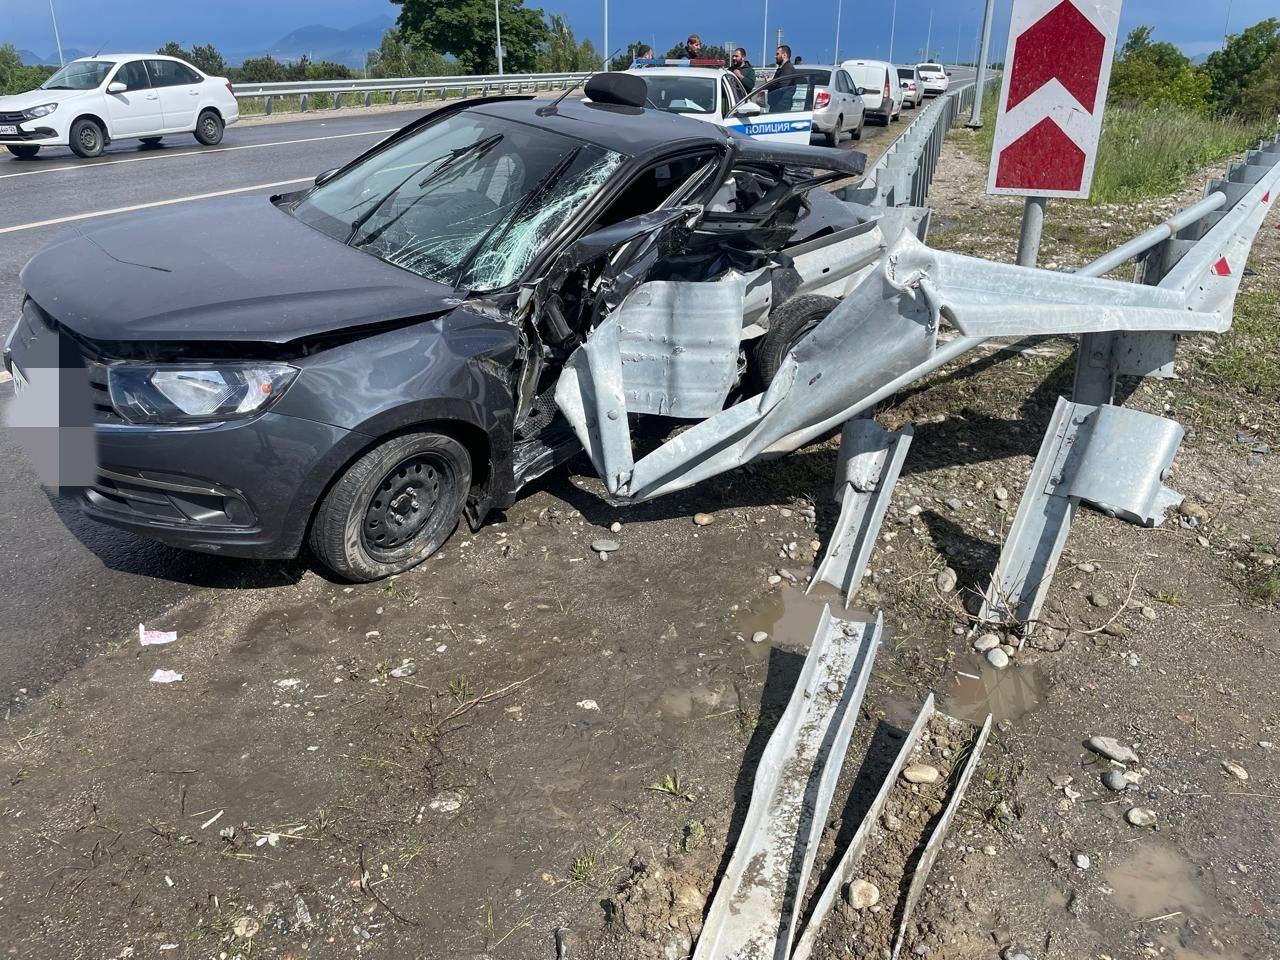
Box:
[300,93,308,112]
[391,90,399,105]
[263,96,272,116]
[333,92,341,110]
[417,87,425,103]
[364,92,372,107]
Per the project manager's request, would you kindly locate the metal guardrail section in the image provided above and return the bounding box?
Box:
[230,71,592,114]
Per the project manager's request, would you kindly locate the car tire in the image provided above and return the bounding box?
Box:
[5,145,40,159]
[754,295,840,388]
[852,117,864,140]
[194,109,224,146]
[309,431,471,582]
[69,118,105,158]
[825,118,842,147]
[139,136,163,147]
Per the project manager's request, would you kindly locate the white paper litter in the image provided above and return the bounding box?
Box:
[149,669,185,684]
[139,623,178,646]
[576,699,601,711]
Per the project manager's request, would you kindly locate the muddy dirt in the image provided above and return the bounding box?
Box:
[1,119,1278,960]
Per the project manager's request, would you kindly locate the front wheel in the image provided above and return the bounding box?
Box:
[5,144,40,159]
[753,295,840,388]
[309,431,472,582]
[194,109,224,146]
[69,118,105,158]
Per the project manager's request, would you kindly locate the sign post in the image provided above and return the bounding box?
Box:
[987,0,1123,265]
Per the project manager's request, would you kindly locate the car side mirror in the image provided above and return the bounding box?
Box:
[856,86,867,96]
[947,71,953,77]
[314,167,340,187]
[107,81,127,94]
[733,101,763,117]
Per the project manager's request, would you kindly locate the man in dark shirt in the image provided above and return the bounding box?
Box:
[730,47,756,92]
[682,34,703,60]
[774,44,796,78]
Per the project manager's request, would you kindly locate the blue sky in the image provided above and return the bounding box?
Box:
[5,0,1273,62]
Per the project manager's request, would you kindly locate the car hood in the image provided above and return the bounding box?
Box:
[20,196,459,346]
[0,88,86,111]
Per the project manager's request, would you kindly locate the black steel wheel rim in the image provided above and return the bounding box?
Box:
[79,126,99,151]
[201,116,218,139]
[361,453,448,558]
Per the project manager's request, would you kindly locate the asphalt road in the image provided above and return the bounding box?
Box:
[0,86,962,703]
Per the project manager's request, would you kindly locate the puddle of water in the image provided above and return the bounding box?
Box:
[938,655,1048,723]
[1105,844,1210,920]
[650,684,724,721]
[736,584,881,652]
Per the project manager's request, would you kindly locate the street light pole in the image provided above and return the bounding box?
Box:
[888,0,897,63]
[48,0,65,67]
[924,8,933,61]
[603,0,609,70]
[761,0,769,68]
[835,0,844,63]
[494,0,504,75]
[967,0,996,127]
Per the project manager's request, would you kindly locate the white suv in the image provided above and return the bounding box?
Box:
[0,54,239,160]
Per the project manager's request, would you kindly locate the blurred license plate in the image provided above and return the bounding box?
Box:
[0,126,18,136]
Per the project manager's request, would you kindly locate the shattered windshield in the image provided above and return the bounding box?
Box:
[291,113,624,291]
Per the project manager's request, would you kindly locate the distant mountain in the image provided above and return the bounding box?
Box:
[21,47,92,65]
[262,15,395,67]
[18,49,46,65]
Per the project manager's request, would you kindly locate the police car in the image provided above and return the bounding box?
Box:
[624,59,818,145]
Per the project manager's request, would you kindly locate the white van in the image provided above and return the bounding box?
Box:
[839,59,903,124]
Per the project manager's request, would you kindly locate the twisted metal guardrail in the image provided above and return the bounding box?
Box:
[230,71,592,115]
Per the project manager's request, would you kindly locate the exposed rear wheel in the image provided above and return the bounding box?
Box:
[5,144,39,159]
[194,109,223,146]
[754,295,840,388]
[69,118,104,158]
[309,431,472,582]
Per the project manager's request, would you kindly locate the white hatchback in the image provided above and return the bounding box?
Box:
[0,55,239,160]
[916,62,951,97]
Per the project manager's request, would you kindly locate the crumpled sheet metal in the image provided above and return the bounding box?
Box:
[809,420,913,605]
[790,698,992,960]
[981,396,1184,626]
[692,609,882,960]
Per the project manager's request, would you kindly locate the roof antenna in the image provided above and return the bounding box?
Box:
[538,46,625,116]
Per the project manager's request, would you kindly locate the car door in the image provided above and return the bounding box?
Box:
[147,60,202,132]
[104,60,161,137]
[724,72,817,144]
[831,70,855,127]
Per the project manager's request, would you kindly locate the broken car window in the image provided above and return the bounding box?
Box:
[291,113,623,292]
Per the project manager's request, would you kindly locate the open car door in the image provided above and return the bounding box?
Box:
[724,71,821,145]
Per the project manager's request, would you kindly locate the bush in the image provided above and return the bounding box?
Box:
[0,43,52,95]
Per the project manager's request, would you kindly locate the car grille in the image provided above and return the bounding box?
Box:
[9,299,126,424]
[0,110,28,124]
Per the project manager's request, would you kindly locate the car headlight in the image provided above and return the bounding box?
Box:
[107,363,298,424]
[23,103,58,120]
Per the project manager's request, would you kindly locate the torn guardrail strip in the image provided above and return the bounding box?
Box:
[692,609,882,960]
[889,712,993,960]
[808,420,913,606]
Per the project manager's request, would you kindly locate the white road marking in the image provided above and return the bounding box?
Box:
[0,179,313,234]
[0,127,399,181]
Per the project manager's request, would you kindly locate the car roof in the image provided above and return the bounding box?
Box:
[917,62,944,69]
[841,59,892,70]
[627,67,726,79]
[469,97,729,156]
[69,54,188,62]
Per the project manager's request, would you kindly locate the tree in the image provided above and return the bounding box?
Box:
[392,0,550,74]
[1108,26,1211,113]
[1237,49,1280,123]
[1203,17,1280,113]
[538,14,602,72]
[0,42,52,94]
[155,41,227,76]
[232,55,291,83]
[369,27,451,78]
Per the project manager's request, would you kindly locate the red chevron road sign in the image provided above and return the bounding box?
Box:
[987,0,1123,198]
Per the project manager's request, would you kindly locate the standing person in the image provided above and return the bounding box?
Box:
[681,34,703,60]
[730,47,756,92]
[774,44,796,78]
[631,44,655,67]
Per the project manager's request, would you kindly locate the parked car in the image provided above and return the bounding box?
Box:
[795,64,865,145]
[6,80,866,581]
[917,62,951,97]
[839,59,903,124]
[897,66,924,108]
[0,54,238,159]
[622,63,825,145]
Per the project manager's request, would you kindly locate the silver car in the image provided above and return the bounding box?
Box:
[798,64,865,146]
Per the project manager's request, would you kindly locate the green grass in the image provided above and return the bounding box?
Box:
[1200,289,1280,398]
[237,86,468,116]
[970,87,1274,203]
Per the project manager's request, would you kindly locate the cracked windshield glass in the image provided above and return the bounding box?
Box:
[290,113,623,291]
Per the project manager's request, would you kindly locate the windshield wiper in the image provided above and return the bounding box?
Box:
[452,144,584,288]
[345,133,505,246]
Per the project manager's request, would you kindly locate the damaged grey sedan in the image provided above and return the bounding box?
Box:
[5,74,868,581]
